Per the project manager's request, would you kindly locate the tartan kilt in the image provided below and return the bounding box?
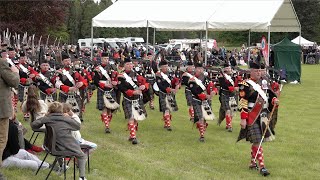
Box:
[219,92,235,111]
[247,119,263,143]
[192,99,212,122]
[18,84,28,102]
[185,88,193,106]
[39,91,57,102]
[148,84,155,99]
[96,88,117,111]
[59,92,82,105]
[158,91,178,113]
[122,97,140,120]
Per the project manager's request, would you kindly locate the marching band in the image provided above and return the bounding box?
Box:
[0,39,281,176]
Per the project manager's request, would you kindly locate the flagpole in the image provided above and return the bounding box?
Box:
[267,25,271,67]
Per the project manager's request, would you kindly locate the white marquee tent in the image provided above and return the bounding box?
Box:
[291,36,316,46]
[91,0,301,63]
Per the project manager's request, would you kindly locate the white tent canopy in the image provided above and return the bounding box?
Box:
[92,0,300,32]
[291,36,316,46]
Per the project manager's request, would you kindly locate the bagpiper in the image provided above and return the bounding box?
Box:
[188,62,217,142]
[217,63,239,132]
[237,62,279,176]
[117,57,148,144]
[53,52,88,119]
[35,60,57,104]
[181,61,195,121]
[143,58,158,109]
[155,60,179,131]
[93,52,119,133]
[17,51,38,120]
[73,55,91,122]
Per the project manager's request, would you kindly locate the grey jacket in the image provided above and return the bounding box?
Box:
[31,113,85,157]
[0,60,20,119]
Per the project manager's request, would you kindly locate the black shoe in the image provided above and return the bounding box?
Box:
[249,163,259,171]
[150,106,155,110]
[80,118,84,122]
[131,138,138,145]
[227,127,233,132]
[166,126,172,131]
[105,128,111,133]
[199,137,205,142]
[260,167,270,176]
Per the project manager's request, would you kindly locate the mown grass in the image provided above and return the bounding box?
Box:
[1,64,320,180]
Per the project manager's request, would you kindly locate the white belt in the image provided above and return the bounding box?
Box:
[248,102,255,108]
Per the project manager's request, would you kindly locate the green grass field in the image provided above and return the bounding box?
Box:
[1,64,320,180]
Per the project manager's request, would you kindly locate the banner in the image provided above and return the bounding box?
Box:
[261,36,269,66]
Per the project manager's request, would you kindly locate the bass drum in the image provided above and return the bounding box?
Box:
[153,83,159,96]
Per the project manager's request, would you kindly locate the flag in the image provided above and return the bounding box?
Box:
[261,36,269,66]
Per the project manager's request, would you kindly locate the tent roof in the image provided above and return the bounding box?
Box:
[92,0,300,32]
[274,37,301,49]
[291,36,316,46]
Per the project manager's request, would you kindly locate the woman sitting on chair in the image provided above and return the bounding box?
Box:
[2,118,49,170]
[22,85,48,126]
[31,102,87,180]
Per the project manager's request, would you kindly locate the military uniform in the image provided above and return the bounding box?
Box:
[188,63,217,142]
[181,61,195,121]
[117,58,148,144]
[237,62,279,176]
[155,60,178,131]
[143,60,157,109]
[217,64,239,132]
[35,68,57,103]
[53,53,88,120]
[93,53,119,133]
[17,52,38,119]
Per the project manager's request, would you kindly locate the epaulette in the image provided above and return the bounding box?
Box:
[239,81,249,87]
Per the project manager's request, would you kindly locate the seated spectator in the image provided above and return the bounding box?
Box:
[22,85,48,129]
[9,115,43,153]
[31,102,87,180]
[2,118,49,170]
[62,103,97,150]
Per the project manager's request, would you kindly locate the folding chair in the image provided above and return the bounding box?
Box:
[35,125,76,180]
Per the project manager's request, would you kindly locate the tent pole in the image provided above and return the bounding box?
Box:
[153,28,156,47]
[205,21,208,66]
[90,23,93,60]
[146,21,149,56]
[248,29,251,68]
[267,26,271,67]
[299,28,301,45]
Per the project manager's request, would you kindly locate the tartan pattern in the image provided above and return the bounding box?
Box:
[59,92,83,118]
[219,92,235,111]
[39,91,57,102]
[96,88,117,111]
[185,88,193,106]
[148,85,155,99]
[18,84,28,102]
[158,91,167,112]
[122,98,134,120]
[122,98,147,120]
[247,120,262,143]
[158,92,178,113]
[192,99,212,122]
